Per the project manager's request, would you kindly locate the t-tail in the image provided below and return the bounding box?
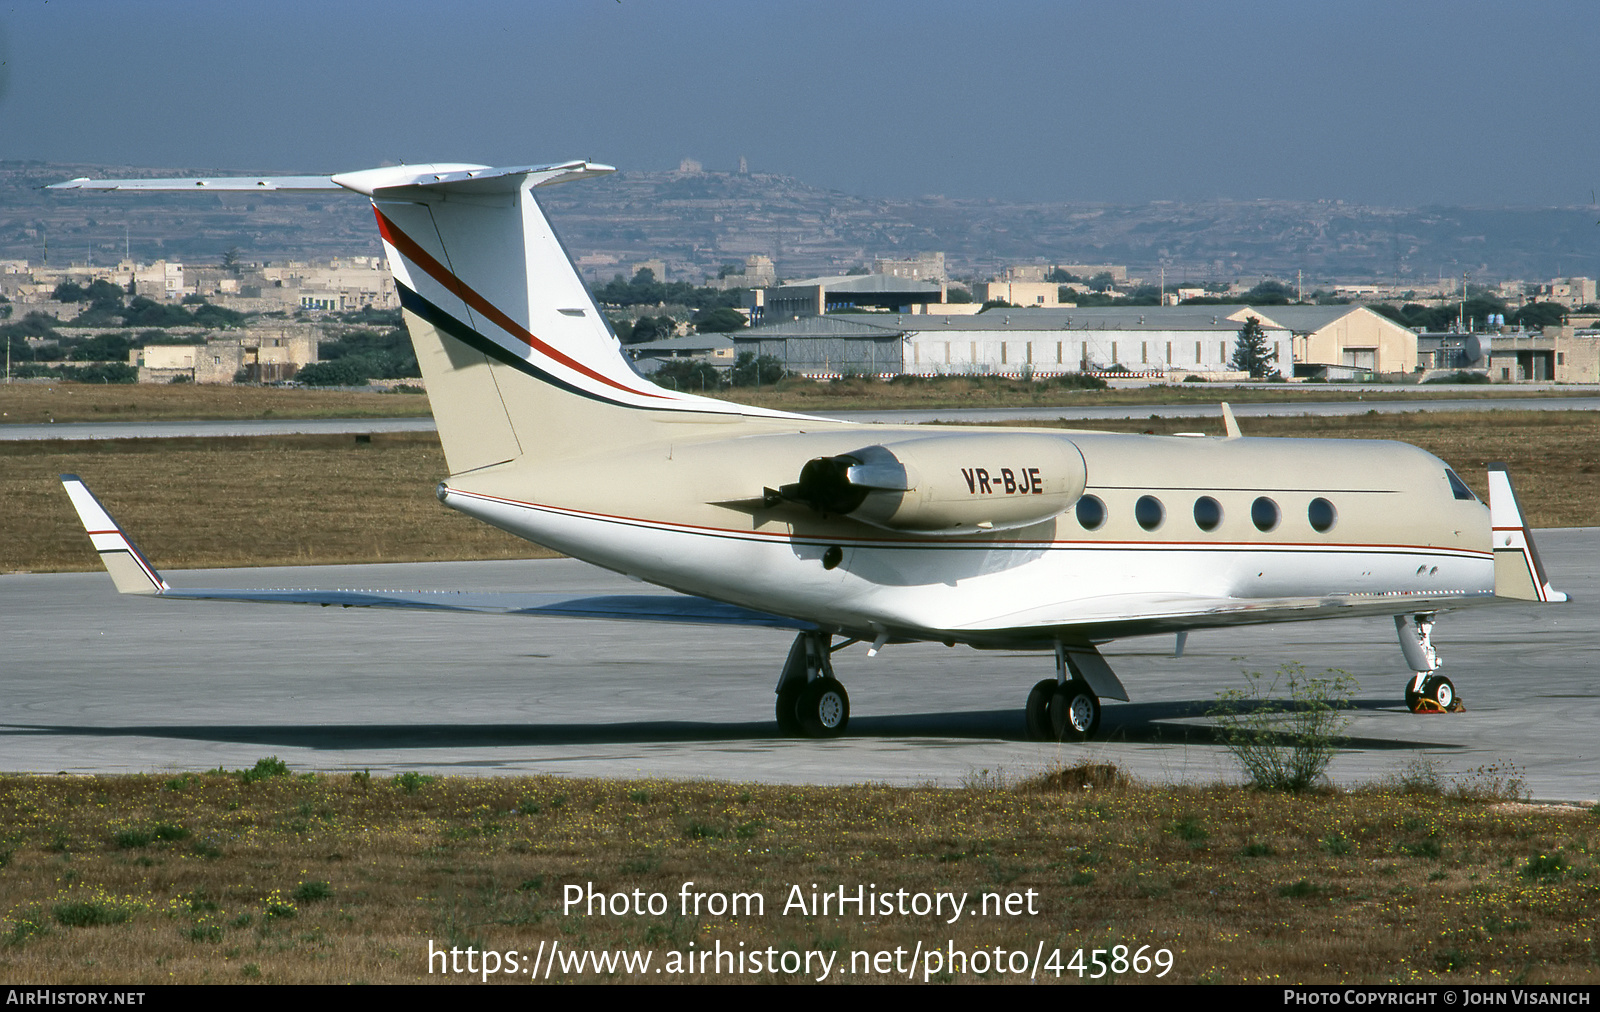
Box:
[50,162,809,477]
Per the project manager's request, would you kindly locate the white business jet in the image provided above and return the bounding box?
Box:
[52,162,1566,740]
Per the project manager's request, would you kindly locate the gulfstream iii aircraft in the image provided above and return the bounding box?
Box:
[53,161,1568,740]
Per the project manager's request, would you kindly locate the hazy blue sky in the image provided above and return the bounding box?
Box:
[2,0,1594,207]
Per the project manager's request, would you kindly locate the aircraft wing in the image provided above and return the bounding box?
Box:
[952,587,1496,645]
[60,476,814,632]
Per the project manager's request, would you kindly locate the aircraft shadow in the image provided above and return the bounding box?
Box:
[1,698,1457,751]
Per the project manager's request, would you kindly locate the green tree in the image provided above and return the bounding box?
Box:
[1243,279,1293,305]
[624,315,675,344]
[653,359,722,392]
[1510,302,1566,329]
[730,352,784,388]
[69,331,133,362]
[693,307,747,333]
[1231,316,1274,378]
[295,359,371,387]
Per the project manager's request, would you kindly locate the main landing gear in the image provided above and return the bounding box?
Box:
[1396,613,1462,714]
[1024,643,1126,742]
[775,632,849,738]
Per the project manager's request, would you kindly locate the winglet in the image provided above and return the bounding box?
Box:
[1220,402,1242,438]
[59,476,169,595]
[1487,464,1566,603]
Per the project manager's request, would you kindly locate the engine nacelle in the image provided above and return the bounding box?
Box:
[777,433,1087,535]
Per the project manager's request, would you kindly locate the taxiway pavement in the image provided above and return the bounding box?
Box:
[3,530,1594,799]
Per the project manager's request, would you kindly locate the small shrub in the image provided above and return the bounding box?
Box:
[240,757,289,784]
[1522,853,1568,879]
[263,890,298,919]
[1168,816,1209,842]
[153,823,189,842]
[683,821,725,841]
[112,827,155,849]
[1240,842,1275,858]
[292,880,333,903]
[1385,757,1445,796]
[1399,839,1442,859]
[1450,762,1528,803]
[1210,664,1355,792]
[395,771,434,794]
[183,924,223,943]
[1320,833,1352,855]
[1019,760,1134,793]
[5,906,49,946]
[350,770,371,789]
[1277,879,1321,898]
[53,893,141,927]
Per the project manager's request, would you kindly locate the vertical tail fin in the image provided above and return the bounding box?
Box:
[336,162,793,475]
[1487,464,1566,603]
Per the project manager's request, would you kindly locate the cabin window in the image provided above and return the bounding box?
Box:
[1308,497,1337,533]
[1251,496,1280,532]
[1135,495,1165,531]
[1444,469,1477,502]
[1075,495,1106,531]
[1193,496,1223,532]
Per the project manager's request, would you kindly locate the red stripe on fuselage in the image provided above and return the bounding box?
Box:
[372,207,671,401]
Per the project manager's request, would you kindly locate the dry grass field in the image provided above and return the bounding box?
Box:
[0,765,1593,984]
[0,383,429,425]
[3,410,1593,575]
[0,378,1591,424]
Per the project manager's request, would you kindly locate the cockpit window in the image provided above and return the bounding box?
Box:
[1445,469,1478,502]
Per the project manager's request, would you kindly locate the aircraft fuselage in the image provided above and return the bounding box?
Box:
[440,425,1493,647]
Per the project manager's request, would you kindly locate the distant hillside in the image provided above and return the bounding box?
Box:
[4,160,1595,284]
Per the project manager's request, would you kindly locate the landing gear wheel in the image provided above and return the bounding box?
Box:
[797,678,850,738]
[1406,675,1457,713]
[1405,681,1424,713]
[1424,675,1455,711]
[1049,679,1101,741]
[1025,679,1057,741]
[776,681,804,736]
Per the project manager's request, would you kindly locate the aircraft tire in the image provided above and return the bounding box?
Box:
[798,678,850,738]
[1049,680,1100,742]
[1424,675,1456,711]
[1025,680,1057,741]
[776,681,805,736]
[1404,682,1424,713]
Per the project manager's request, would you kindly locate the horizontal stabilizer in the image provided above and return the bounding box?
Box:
[1488,464,1567,603]
[59,477,808,629]
[47,161,616,197]
[156,587,813,629]
[47,175,343,192]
